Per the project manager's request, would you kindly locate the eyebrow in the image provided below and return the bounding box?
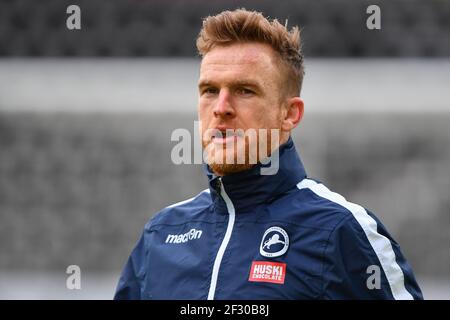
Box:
[197,80,214,89]
[198,79,262,90]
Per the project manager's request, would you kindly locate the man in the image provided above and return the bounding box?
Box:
[114,9,423,300]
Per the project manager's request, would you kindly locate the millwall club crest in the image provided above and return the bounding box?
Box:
[260,226,289,258]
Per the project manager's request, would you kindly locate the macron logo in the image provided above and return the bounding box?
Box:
[165,228,203,244]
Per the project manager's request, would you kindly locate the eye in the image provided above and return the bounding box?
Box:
[202,87,219,95]
[236,88,254,96]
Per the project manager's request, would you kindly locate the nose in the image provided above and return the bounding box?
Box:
[213,89,235,119]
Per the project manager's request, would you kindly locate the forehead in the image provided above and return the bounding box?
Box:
[199,42,280,83]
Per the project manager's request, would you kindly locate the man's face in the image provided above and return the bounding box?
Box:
[198,42,287,176]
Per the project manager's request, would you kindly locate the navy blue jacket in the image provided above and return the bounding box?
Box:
[114,138,423,300]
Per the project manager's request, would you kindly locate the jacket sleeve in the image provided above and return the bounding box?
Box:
[114,231,147,300]
[321,213,423,300]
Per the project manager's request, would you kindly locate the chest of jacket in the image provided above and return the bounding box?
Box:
[142,212,327,299]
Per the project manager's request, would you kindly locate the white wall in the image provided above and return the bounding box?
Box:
[1,58,449,113]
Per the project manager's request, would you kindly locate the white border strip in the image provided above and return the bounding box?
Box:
[297,178,413,300]
[207,180,236,300]
[2,59,449,113]
[166,189,210,208]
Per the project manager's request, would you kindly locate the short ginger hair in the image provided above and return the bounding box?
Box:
[196,8,304,97]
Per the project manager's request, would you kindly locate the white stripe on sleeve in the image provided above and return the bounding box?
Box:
[297,178,413,300]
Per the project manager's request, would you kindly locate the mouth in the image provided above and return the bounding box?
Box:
[210,128,243,144]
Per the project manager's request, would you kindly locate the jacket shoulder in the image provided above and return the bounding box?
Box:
[146,189,212,229]
[271,178,355,231]
[294,178,379,231]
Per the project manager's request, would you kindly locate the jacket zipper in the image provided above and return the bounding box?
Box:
[207,177,236,300]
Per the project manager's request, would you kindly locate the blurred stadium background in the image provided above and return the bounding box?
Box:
[0,0,449,299]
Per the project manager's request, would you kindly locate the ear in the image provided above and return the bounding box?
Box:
[281,97,304,132]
